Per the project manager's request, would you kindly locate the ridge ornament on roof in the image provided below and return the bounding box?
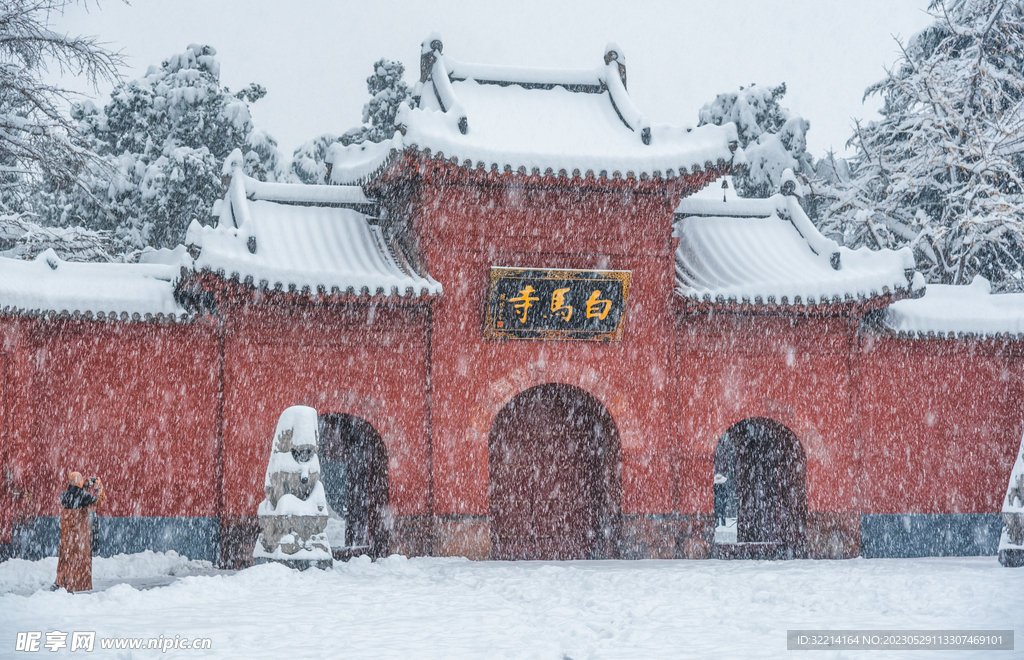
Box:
[327,34,742,187]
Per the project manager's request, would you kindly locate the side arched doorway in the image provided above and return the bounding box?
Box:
[488,383,621,561]
[318,413,389,559]
[712,418,807,559]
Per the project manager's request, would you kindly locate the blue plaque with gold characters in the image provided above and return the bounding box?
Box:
[483,267,631,341]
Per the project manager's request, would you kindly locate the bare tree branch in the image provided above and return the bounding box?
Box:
[0,0,125,205]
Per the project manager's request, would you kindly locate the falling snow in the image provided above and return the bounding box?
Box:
[2,4,1023,657]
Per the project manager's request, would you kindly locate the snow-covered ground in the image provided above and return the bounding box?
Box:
[2,552,1021,659]
[0,551,227,597]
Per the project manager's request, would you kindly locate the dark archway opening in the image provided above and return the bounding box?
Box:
[488,383,621,561]
[712,418,807,560]
[318,413,389,559]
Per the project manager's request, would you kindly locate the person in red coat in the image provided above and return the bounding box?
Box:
[54,472,107,593]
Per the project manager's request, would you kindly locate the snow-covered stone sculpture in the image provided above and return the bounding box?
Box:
[254,406,333,569]
[999,431,1024,567]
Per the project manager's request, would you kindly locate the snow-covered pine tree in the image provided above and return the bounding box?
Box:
[0,0,123,213]
[290,58,411,183]
[697,83,814,198]
[30,45,283,250]
[290,133,339,185]
[342,58,413,146]
[244,127,285,183]
[823,0,1024,291]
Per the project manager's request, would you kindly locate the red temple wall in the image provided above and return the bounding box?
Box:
[218,304,432,521]
[2,302,1021,559]
[0,303,434,560]
[415,180,681,522]
[1,164,1021,561]
[857,334,1024,514]
[669,315,1024,517]
[672,313,859,516]
[0,317,221,537]
[0,346,7,543]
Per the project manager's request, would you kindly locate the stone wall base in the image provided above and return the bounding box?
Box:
[860,513,1001,558]
[10,515,222,564]
[391,515,431,557]
[617,514,713,559]
[431,515,491,560]
[806,512,860,559]
[69,510,1006,565]
[679,514,715,559]
[221,515,259,569]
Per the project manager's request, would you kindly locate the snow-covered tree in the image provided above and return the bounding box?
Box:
[698,83,813,198]
[341,58,413,146]
[30,45,283,249]
[290,133,338,185]
[823,0,1024,290]
[289,58,412,183]
[244,127,284,183]
[0,0,124,212]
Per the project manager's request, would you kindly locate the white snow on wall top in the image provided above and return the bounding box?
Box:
[884,276,1024,337]
[240,177,371,206]
[328,39,739,185]
[674,194,918,305]
[190,167,441,298]
[0,249,188,321]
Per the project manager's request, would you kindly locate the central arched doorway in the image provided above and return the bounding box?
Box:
[488,383,621,561]
[712,417,807,559]
[317,413,389,559]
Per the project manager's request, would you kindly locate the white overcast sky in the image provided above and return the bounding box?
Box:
[52,0,936,161]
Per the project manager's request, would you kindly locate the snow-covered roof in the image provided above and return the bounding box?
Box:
[187,162,441,298]
[884,276,1024,338]
[0,249,189,322]
[674,193,921,307]
[234,177,372,209]
[327,36,740,185]
[674,175,779,218]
